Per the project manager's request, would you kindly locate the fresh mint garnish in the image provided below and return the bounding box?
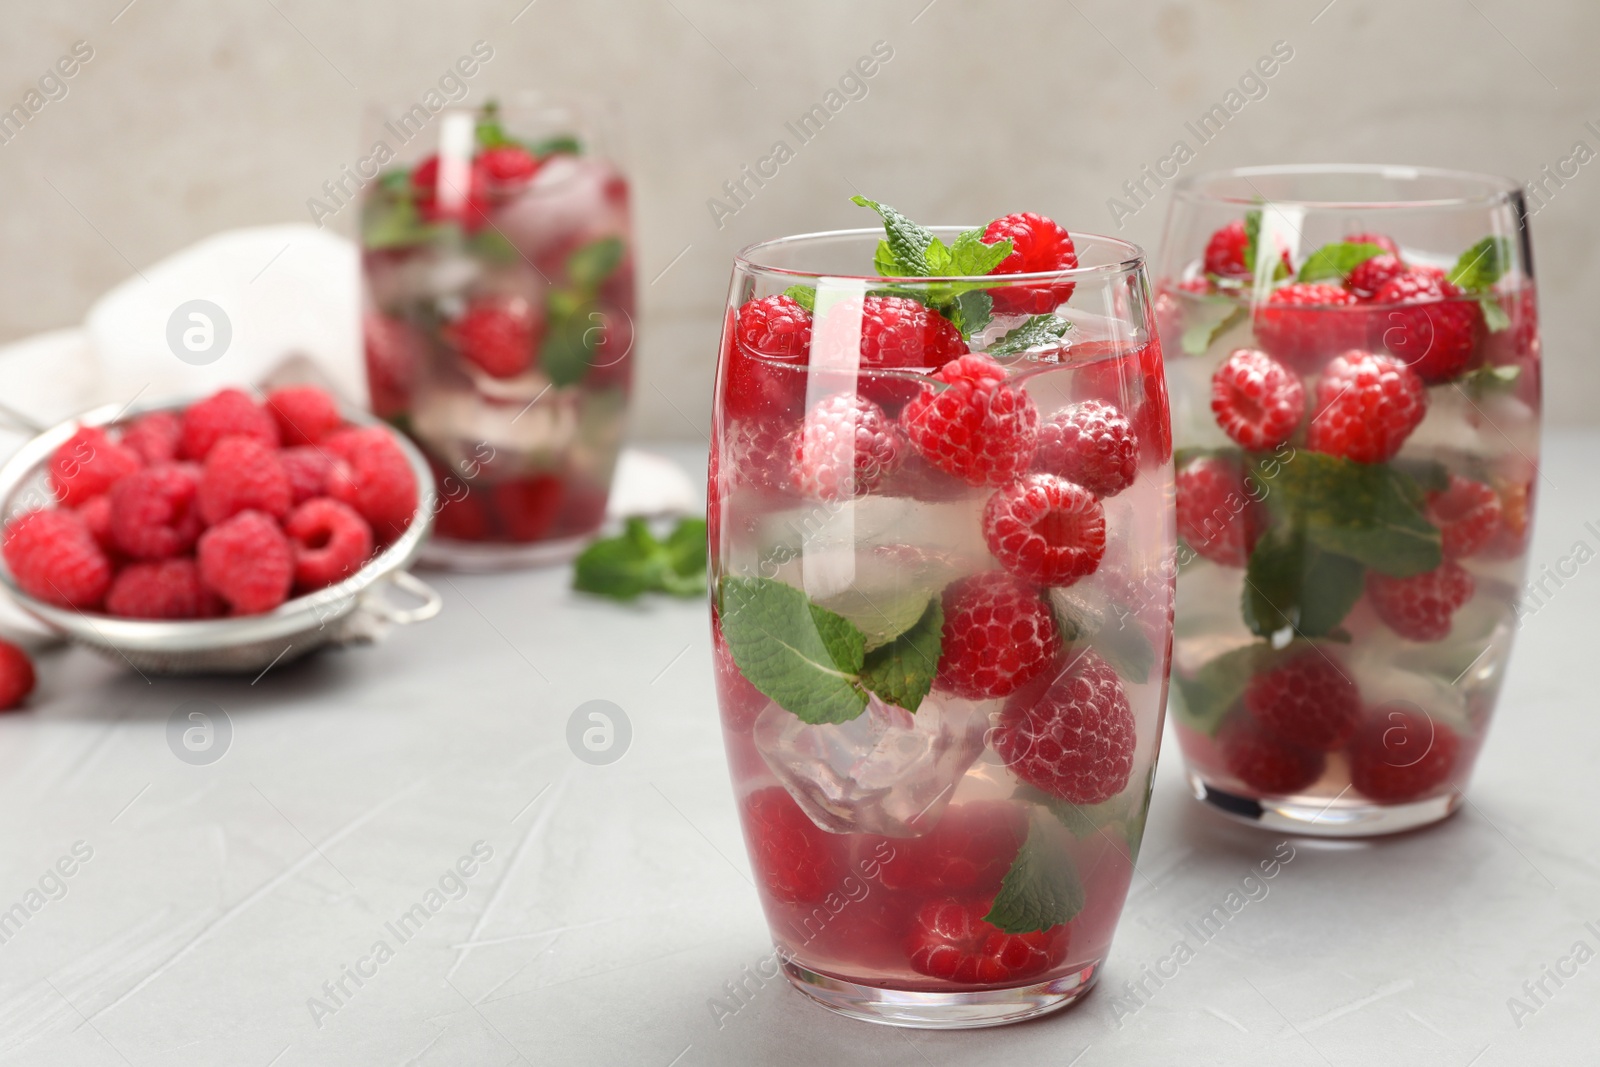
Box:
[850,197,1014,334]
[527,133,582,158]
[1447,236,1513,291]
[566,236,625,289]
[574,518,707,601]
[817,587,936,652]
[1459,363,1522,396]
[851,196,936,277]
[1478,295,1512,333]
[1180,302,1246,356]
[942,228,1015,276]
[858,599,943,714]
[983,818,1084,934]
[1171,643,1267,736]
[782,285,817,312]
[946,289,994,335]
[1297,242,1389,284]
[987,314,1072,359]
[1242,525,1365,638]
[474,100,512,149]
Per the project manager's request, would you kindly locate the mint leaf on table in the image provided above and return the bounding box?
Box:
[719,576,869,725]
[1251,452,1442,578]
[984,819,1085,934]
[1171,643,1267,736]
[1242,524,1365,639]
[1180,302,1246,356]
[858,599,943,714]
[783,285,817,312]
[566,236,625,289]
[574,518,707,601]
[1297,242,1389,284]
[851,196,935,276]
[987,315,1072,359]
[1448,236,1513,291]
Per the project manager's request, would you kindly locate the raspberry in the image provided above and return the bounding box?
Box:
[47,427,141,508]
[741,786,843,905]
[1306,351,1426,464]
[725,296,812,421]
[1243,648,1360,751]
[433,485,492,541]
[410,153,489,226]
[935,572,1060,700]
[1345,232,1400,257]
[792,394,903,501]
[983,212,1078,313]
[1346,253,1407,300]
[1369,271,1483,384]
[362,312,419,419]
[1071,338,1171,463]
[1426,475,1502,559]
[1031,400,1139,497]
[1347,704,1461,802]
[1176,456,1264,567]
[478,144,540,192]
[1203,220,1251,279]
[445,295,541,379]
[1365,562,1474,642]
[109,464,203,560]
[491,474,565,542]
[1210,348,1306,450]
[77,495,116,554]
[280,446,332,505]
[180,388,279,461]
[105,559,220,620]
[266,385,343,446]
[875,801,1027,895]
[2,509,112,609]
[854,295,968,410]
[1253,282,1364,374]
[121,411,182,466]
[198,436,292,525]
[0,639,34,711]
[906,897,1069,984]
[995,649,1136,804]
[722,418,795,495]
[325,427,419,543]
[982,474,1106,587]
[197,510,293,615]
[284,498,374,591]
[901,354,1039,487]
[1216,714,1325,795]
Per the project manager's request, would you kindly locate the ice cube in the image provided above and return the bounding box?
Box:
[410,379,578,474]
[754,693,991,837]
[494,156,624,270]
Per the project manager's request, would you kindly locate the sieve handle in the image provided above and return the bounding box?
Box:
[363,570,443,626]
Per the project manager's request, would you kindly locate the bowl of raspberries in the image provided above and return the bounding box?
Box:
[0,384,439,674]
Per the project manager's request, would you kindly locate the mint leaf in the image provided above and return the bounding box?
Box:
[528,133,582,158]
[661,519,708,584]
[539,311,596,386]
[1252,452,1441,578]
[987,315,1071,359]
[872,240,902,278]
[947,290,994,335]
[1017,783,1127,840]
[859,598,943,712]
[475,101,511,149]
[361,183,440,250]
[1448,236,1513,291]
[851,196,934,277]
[566,236,625,290]
[816,588,935,653]
[1242,525,1365,638]
[1242,209,1291,281]
[1391,457,1451,494]
[922,236,954,276]
[1172,643,1266,736]
[781,285,816,312]
[1479,294,1512,333]
[948,228,1013,276]
[1180,302,1246,356]
[1460,363,1521,396]
[718,576,869,725]
[984,819,1084,934]
[574,518,707,600]
[1297,242,1388,284]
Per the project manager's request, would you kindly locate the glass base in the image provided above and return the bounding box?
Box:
[1186,770,1463,837]
[418,531,592,572]
[779,957,1101,1029]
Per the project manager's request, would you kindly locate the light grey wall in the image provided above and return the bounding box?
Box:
[1,0,1595,433]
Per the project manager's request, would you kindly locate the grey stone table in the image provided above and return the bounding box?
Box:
[1,436,1597,1067]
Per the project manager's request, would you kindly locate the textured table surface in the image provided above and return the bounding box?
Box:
[1,435,1596,1067]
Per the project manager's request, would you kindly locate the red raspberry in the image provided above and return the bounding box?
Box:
[432,484,492,541]
[491,474,565,542]
[1243,648,1360,751]
[445,295,541,379]
[1031,400,1139,497]
[875,801,1027,895]
[1426,475,1502,559]
[77,495,116,554]
[121,411,182,466]
[197,510,293,615]
[902,354,1039,487]
[1070,337,1171,463]
[280,446,332,505]
[1210,348,1306,451]
[983,212,1078,313]
[180,388,279,461]
[105,558,220,620]
[1365,562,1474,642]
[1346,253,1407,300]
[1203,220,1251,279]
[906,897,1069,984]
[1253,282,1364,374]
[478,144,541,193]
[1306,351,1426,464]
[47,427,141,508]
[266,385,343,446]
[1176,455,1264,567]
[0,639,34,711]
[725,296,812,421]
[362,312,420,419]
[1369,271,1483,384]
[935,572,1060,700]
[284,498,374,591]
[109,464,203,560]
[713,615,768,733]
[982,474,1106,587]
[1216,714,1325,795]
[1479,480,1533,561]
[325,427,419,543]
[198,436,292,525]
[741,786,843,905]
[2,509,112,609]
[1345,232,1400,257]
[1347,704,1461,802]
[410,153,490,227]
[722,418,795,495]
[995,649,1136,804]
[854,295,968,410]
[791,394,903,501]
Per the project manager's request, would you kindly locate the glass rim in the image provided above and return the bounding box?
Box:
[1172,164,1522,210]
[733,227,1146,284]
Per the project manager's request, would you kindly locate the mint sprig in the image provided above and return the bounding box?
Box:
[1448,236,1515,334]
[987,315,1072,359]
[983,818,1084,934]
[782,285,816,312]
[1242,524,1365,639]
[849,196,1014,335]
[1297,241,1389,284]
[1180,302,1246,356]
[574,518,706,601]
[851,196,936,277]
[858,599,944,713]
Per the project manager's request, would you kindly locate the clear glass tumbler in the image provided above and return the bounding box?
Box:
[359,96,635,568]
[709,227,1175,1026]
[1155,165,1539,836]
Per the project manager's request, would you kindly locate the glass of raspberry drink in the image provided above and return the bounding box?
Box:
[360,97,634,568]
[711,201,1175,1027]
[1155,165,1539,835]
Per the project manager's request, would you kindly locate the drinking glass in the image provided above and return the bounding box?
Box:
[709,228,1174,1027]
[1155,165,1539,835]
[359,96,634,568]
